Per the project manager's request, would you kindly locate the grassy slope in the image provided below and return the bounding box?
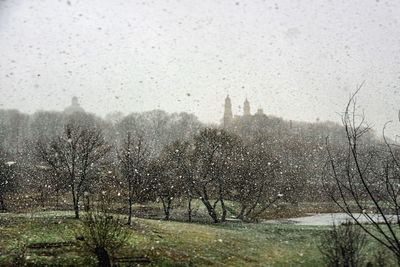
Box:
[0,211,393,266]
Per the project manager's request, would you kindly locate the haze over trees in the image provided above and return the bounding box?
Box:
[0,99,358,223]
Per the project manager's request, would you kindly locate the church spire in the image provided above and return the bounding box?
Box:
[223,95,233,127]
[243,98,251,116]
[71,96,79,107]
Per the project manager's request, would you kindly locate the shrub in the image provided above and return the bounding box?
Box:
[7,239,27,266]
[319,221,367,267]
[369,245,392,267]
[77,209,128,267]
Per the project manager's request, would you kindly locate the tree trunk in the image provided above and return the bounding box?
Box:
[0,195,6,212]
[95,246,111,267]
[161,197,172,220]
[220,198,227,222]
[40,188,45,208]
[86,194,90,211]
[165,198,172,220]
[209,209,219,223]
[244,200,259,219]
[72,193,80,219]
[127,196,133,225]
[200,198,219,223]
[74,203,80,219]
[71,182,80,219]
[237,205,247,221]
[187,194,192,222]
[164,208,170,220]
[199,186,220,223]
[55,189,59,210]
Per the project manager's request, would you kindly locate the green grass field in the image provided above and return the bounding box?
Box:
[0,211,395,266]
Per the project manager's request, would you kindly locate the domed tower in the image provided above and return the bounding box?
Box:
[223,95,233,127]
[243,98,251,116]
[64,96,85,114]
[71,96,79,107]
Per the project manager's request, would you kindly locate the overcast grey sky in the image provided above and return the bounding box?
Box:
[0,0,399,135]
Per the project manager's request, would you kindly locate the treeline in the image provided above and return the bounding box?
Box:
[0,108,375,222]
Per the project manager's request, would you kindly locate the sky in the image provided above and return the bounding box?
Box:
[0,0,399,136]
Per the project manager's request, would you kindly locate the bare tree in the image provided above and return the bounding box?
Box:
[325,85,400,264]
[165,140,195,222]
[36,121,110,219]
[191,128,239,223]
[118,132,150,225]
[148,141,192,220]
[0,148,16,212]
[147,158,177,220]
[231,139,285,222]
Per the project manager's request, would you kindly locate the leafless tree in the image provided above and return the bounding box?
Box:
[165,140,195,222]
[148,141,193,220]
[36,121,110,219]
[231,139,285,222]
[147,158,177,220]
[191,128,239,223]
[325,84,400,264]
[118,132,150,225]
[0,148,16,212]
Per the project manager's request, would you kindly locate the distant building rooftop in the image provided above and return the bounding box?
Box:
[64,96,85,114]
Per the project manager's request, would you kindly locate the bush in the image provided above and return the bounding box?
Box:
[7,239,27,266]
[77,209,128,267]
[319,221,367,267]
[368,245,392,267]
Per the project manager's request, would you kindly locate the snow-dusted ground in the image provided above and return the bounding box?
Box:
[264,213,398,226]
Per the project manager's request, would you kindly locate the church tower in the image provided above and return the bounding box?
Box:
[223,95,233,127]
[243,98,251,116]
[64,96,85,114]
